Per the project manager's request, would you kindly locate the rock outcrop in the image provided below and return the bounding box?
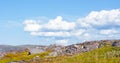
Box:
[6,40,120,63]
[62,40,120,55]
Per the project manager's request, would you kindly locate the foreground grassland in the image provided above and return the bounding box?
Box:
[0,46,120,63]
[57,46,120,63]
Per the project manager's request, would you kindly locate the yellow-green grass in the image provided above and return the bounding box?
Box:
[57,46,120,63]
[0,51,49,63]
[0,46,120,63]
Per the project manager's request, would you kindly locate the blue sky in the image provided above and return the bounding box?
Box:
[0,0,120,45]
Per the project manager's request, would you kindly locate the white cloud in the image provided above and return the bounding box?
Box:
[83,33,90,37]
[30,31,71,37]
[23,20,42,32]
[23,9,120,44]
[30,29,86,37]
[55,39,68,46]
[78,9,120,27]
[73,29,85,36]
[100,29,118,35]
[44,16,75,30]
[23,16,77,37]
[77,18,92,28]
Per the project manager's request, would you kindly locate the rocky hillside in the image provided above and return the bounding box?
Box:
[63,40,120,55]
[0,39,120,63]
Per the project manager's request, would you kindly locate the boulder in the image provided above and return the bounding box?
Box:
[112,42,120,46]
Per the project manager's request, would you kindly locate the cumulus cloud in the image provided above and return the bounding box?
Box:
[44,16,75,30]
[30,31,71,37]
[100,29,119,35]
[24,16,75,32]
[24,16,77,37]
[78,9,120,28]
[76,9,120,40]
[83,33,90,37]
[73,29,85,36]
[23,9,120,45]
[23,20,42,31]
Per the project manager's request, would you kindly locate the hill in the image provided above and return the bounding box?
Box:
[0,39,120,63]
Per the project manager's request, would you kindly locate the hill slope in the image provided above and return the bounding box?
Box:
[0,40,120,63]
[56,46,120,63]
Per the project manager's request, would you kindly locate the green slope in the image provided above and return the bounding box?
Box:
[0,46,120,63]
[57,46,120,63]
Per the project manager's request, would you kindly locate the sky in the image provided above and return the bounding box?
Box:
[0,0,120,45]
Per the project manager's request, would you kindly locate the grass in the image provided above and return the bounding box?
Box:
[56,46,120,63]
[0,51,50,63]
[0,46,120,63]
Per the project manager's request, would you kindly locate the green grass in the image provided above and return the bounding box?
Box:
[0,51,50,63]
[0,46,120,63]
[57,46,120,63]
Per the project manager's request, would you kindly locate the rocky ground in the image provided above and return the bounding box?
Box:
[1,39,120,63]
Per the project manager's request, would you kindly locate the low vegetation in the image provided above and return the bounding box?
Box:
[57,46,120,63]
[0,40,120,63]
[0,46,120,63]
[0,51,50,63]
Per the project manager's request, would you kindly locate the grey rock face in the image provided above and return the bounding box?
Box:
[29,47,46,54]
[64,45,79,55]
[47,44,64,57]
[112,41,120,46]
[63,42,100,55]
